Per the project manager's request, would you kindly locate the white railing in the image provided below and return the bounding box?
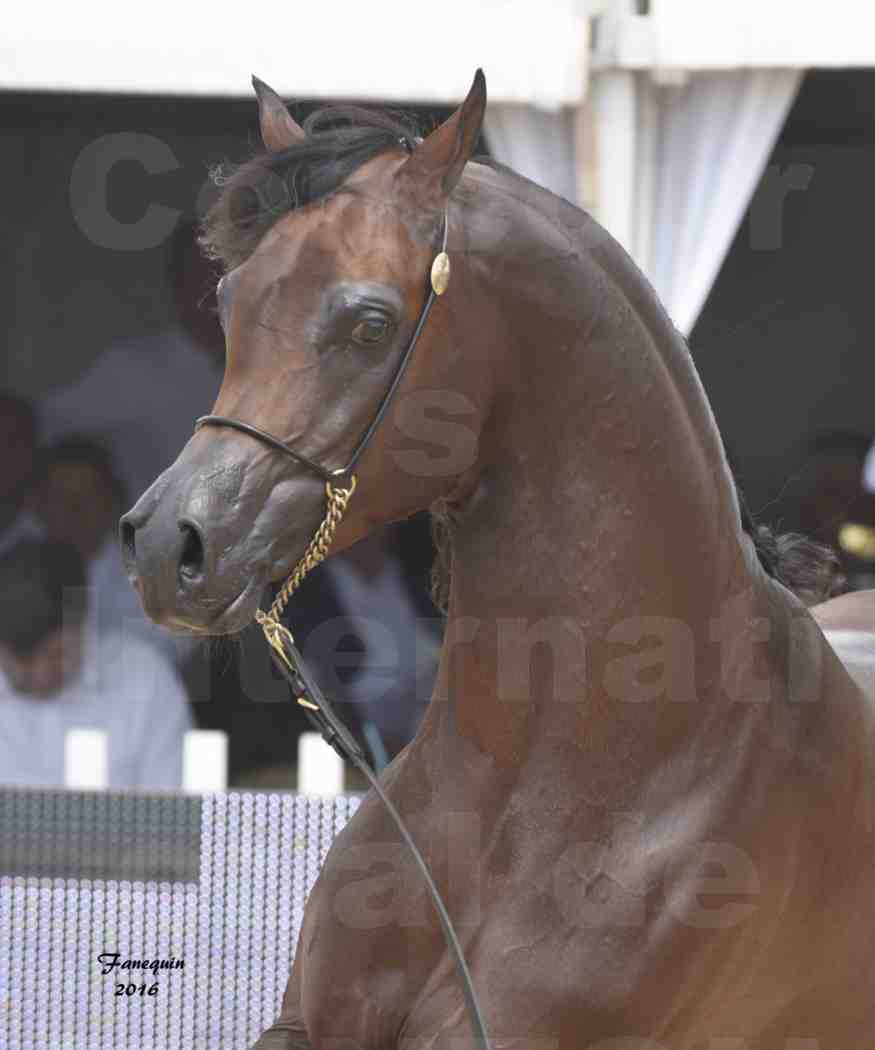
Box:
[63,728,346,795]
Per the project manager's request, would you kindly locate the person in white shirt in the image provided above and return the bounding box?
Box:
[0,540,192,789]
[33,435,196,668]
[39,220,224,504]
[319,535,440,760]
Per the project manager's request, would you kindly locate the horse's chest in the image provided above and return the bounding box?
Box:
[298,818,663,1049]
[299,879,565,1049]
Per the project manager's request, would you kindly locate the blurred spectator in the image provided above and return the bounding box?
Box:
[0,541,192,789]
[325,534,441,758]
[40,219,223,504]
[35,437,126,564]
[35,220,438,778]
[781,431,875,590]
[0,392,44,554]
[784,432,872,540]
[33,436,195,667]
[276,525,442,772]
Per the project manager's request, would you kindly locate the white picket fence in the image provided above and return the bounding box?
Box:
[63,729,345,794]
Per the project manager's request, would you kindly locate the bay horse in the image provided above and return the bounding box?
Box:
[120,71,875,1049]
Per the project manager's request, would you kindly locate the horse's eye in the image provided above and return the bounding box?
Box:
[351,316,391,346]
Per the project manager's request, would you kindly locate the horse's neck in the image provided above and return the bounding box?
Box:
[430,184,777,784]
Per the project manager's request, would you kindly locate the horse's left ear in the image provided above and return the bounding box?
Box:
[252,75,306,152]
[396,69,486,206]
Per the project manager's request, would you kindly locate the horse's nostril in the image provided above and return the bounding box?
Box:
[120,519,137,571]
[178,521,206,582]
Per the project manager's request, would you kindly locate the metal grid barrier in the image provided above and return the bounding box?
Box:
[0,789,360,1050]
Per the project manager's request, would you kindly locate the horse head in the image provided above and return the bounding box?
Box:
[120,72,493,635]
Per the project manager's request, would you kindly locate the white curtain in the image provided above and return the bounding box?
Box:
[483,105,580,208]
[630,70,803,335]
[484,69,803,336]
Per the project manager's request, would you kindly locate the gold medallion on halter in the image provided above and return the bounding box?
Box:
[431,252,451,295]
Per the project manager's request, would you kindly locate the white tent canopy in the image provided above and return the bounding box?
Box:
[484,0,868,334]
[0,1,588,110]
[8,0,875,335]
[6,1,875,103]
[584,67,802,335]
[591,0,875,72]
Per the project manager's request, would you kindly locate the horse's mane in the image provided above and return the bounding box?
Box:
[736,490,842,606]
[200,102,843,611]
[430,494,842,614]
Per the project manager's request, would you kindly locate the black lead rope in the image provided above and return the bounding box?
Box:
[198,201,490,1047]
[264,629,493,1050]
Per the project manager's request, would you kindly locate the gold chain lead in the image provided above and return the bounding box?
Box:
[254,476,357,652]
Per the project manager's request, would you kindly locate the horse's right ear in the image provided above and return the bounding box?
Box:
[396,69,486,208]
[252,75,306,152]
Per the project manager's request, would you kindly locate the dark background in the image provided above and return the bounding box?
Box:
[692,69,875,519]
[3,71,873,511]
[3,70,874,778]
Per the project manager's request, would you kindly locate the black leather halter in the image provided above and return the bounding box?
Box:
[194,212,449,483]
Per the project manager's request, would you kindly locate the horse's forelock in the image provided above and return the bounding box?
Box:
[200,105,425,272]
